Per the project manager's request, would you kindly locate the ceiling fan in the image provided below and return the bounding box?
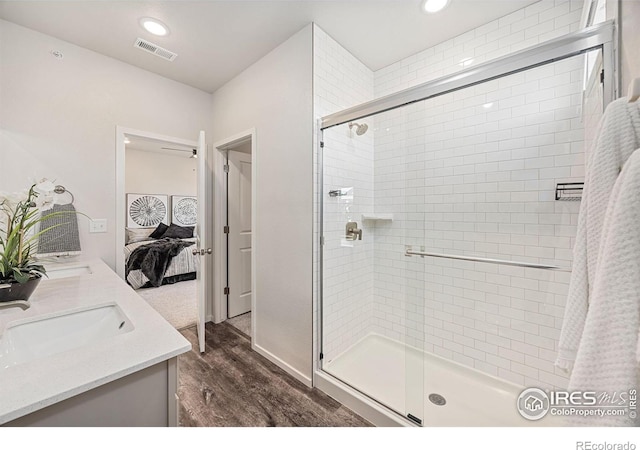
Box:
[161,147,197,158]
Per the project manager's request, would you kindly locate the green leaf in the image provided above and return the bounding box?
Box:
[0,183,85,283]
[12,267,29,284]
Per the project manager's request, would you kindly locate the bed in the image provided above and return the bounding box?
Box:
[124,226,199,290]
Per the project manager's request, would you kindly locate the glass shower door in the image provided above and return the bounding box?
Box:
[408,50,599,426]
[372,103,427,425]
[320,115,425,423]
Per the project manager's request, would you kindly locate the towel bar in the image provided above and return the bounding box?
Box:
[405,248,571,272]
[54,185,75,204]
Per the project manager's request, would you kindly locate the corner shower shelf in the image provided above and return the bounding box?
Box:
[361,214,393,222]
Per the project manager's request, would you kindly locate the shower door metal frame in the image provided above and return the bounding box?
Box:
[316,20,617,423]
[321,21,616,131]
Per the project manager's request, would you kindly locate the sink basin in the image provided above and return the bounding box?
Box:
[0,304,133,370]
[45,265,93,280]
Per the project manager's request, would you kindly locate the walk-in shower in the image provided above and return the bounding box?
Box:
[316,22,616,426]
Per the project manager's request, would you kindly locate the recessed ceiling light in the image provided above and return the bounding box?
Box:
[124,137,131,144]
[139,18,169,37]
[422,0,450,14]
[483,102,494,109]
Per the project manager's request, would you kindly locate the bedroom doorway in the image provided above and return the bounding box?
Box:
[213,129,256,340]
[115,127,209,353]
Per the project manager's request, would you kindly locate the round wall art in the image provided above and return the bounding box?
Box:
[171,196,197,226]
[127,194,169,228]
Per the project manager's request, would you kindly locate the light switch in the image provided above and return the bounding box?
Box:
[89,219,107,233]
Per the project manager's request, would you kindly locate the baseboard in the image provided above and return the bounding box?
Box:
[252,343,312,387]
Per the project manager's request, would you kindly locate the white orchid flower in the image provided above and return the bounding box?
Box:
[33,193,55,212]
[34,179,56,194]
[32,179,57,211]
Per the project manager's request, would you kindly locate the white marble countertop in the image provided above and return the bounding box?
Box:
[0,258,191,424]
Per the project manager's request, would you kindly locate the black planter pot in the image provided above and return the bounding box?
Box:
[0,276,42,303]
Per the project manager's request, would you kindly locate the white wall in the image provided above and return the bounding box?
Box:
[125,149,197,197]
[0,19,212,269]
[211,25,314,384]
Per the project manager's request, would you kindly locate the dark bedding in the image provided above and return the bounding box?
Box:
[125,237,195,288]
[157,272,196,287]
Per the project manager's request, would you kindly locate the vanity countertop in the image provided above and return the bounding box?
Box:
[0,258,191,424]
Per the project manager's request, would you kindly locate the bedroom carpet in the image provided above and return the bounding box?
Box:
[178,322,371,427]
[137,280,197,330]
[227,312,251,337]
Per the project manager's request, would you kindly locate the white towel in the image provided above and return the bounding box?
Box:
[556,98,640,370]
[566,149,640,426]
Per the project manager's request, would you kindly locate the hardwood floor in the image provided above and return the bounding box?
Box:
[178,322,372,427]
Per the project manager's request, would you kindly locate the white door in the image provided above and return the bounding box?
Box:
[227,150,252,318]
[195,130,209,353]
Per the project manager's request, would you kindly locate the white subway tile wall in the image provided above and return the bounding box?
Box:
[314,0,586,390]
[313,26,375,363]
[371,53,588,390]
[321,124,375,361]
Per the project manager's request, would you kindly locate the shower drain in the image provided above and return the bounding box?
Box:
[428,393,446,406]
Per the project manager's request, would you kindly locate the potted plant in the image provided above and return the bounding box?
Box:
[0,180,69,303]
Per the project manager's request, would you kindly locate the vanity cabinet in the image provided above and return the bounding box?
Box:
[5,357,179,427]
[0,259,190,427]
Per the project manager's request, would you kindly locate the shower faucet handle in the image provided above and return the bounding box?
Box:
[346,221,363,241]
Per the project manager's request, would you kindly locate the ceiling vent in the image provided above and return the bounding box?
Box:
[133,38,177,62]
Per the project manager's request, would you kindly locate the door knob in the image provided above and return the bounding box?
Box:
[206,248,213,254]
[192,248,199,256]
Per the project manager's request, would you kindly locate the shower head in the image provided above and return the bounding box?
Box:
[349,122,368,136]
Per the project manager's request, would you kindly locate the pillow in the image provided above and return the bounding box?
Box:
[149,222,169,239]
[162,223,194,239]
[125,227,155,244]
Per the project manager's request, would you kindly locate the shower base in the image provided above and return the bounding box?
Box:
[323,333,561,427]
